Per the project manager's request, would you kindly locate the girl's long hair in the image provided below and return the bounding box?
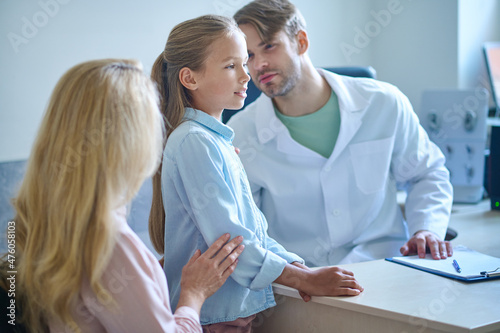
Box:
[149,15,240,254]
[5,59,164,332]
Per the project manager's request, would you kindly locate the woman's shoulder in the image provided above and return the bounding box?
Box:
[73,208,173,332]
[110,208,163,277]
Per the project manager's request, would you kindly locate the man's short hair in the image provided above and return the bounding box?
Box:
[234,0,306,43]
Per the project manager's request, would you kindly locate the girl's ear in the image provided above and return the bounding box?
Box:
[296,30,309,55]
[179,67,198,91]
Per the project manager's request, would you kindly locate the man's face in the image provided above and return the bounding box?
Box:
[239,23,301,98]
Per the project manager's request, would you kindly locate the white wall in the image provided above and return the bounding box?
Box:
[371,0,459,114]
[458,0,500,108]
[0,0,224,162]
[1,0,498,162]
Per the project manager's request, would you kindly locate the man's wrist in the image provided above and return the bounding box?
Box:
[413,230,438,237]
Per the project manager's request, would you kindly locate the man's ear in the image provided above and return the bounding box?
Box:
[296,30,309,55]
[179,67,198,91]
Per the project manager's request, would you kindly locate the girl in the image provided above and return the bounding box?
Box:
[149,15,363,331]
[0,59,243,333]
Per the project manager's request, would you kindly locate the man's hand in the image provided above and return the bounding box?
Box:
[400,230,453,259]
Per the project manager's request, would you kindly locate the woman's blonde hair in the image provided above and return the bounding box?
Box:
[149,14,241,254]
[8,59,164,332]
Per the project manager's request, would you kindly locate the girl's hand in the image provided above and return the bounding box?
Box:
[177,234,244,313]
[276,263,363,302]
[302,266,363,297]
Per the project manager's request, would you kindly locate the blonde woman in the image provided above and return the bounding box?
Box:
[0,59,244,333]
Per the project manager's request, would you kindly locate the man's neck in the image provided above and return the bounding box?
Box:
[273,64,331,117]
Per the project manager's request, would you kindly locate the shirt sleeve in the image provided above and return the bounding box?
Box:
[170,132,288,290]
[249,178,263,208]
[265,235,304,264]
[390,87,453,239]
[80,223,202,333]
[228,110,264,209]
[256,207,304,264]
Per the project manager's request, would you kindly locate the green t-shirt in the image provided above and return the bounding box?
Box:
[275,90,340,158]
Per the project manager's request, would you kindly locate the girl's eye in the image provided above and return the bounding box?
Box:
[248,53,254,60]
[265,44,274,50]
[226,64,235,69]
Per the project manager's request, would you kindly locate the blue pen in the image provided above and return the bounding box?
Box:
[452,259,462,273]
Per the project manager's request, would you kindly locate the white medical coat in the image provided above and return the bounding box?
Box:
[228,69,453,266]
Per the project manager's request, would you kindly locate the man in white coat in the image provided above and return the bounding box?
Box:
[227,0,454,267]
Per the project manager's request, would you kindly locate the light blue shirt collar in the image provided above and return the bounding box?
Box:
[184,107,235,143]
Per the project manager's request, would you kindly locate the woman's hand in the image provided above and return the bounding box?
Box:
[176,233,244,313]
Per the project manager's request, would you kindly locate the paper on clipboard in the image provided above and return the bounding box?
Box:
[385,245,500,282]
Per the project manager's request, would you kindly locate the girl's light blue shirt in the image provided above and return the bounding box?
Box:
[162,108,303,325]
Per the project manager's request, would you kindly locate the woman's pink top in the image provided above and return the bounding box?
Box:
[49,207,202,332]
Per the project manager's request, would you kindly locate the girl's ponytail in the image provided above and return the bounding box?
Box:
[149,52,168,254]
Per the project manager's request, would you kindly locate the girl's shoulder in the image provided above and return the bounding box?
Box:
[168,120,220,151]
[169,119,207,140]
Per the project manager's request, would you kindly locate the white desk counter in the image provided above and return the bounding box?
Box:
[253,201,500,333]
[449,200,500,258]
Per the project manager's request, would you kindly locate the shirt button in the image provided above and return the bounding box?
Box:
[324,165,331,172]
[332,210,340,216]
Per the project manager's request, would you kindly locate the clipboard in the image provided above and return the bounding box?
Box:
[385,245,500,282]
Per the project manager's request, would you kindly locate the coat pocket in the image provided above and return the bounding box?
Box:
[349,137,394,194]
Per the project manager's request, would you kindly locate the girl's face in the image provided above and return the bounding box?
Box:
[190,31,250,117]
